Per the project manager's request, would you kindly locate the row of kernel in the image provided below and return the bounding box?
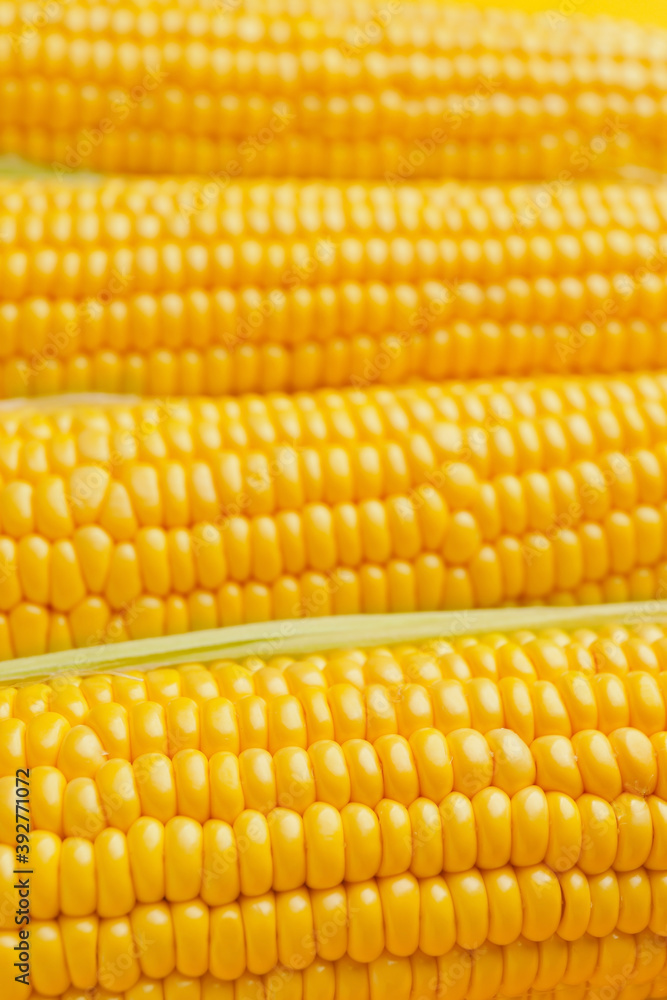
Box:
[0,79,663,137]
[7,322,667,400]
[0,467,471,538]
[524,567,667,608]
[3,173,662,201]
[1,203,666,249]
[186,82,663,120]
[8,931,667,1000]
[0,9,664,57]
[5,376,662,448]
[234,636,667,713]
[4,728,467,838]
[370,670,667,741]
[16,783,667,919]
[1,23,662,77]
[13,869,667,991]
[0,389,455,456]
[3,510,647,609]
[5,29,667,82]
[2,176,665,215]
[0,560,511,658]
[9,725,466,807]
[7,660,661,765]
[0,208,665,258]
[1,0,661,48]
[0,428,663,512]
[3,184,667,238]
[0,443,464,503]
[127,662,667,746]
[1,459,667,553]
[0,389,431,450]
[0,334,556,401]
[8,721,662,834]
[420,627,667,679]
[0,368,662,442]
[2,178,665,218]
[0,336,664,418]
[2,427,667,514]
[0,504,509,601]
[3,231,666,297]
[1,406,664,497]
[0,563,520,658]
[4,271,666,334]
[4,130,661,181]
[195,651,667,740]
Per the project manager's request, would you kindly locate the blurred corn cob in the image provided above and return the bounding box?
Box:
[0,374,665,655]
[1,2,667,178]
[1,176,667,397]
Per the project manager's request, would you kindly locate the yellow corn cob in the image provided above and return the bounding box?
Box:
[3,626,667,912]
[1,2,667,179]
[1,374,667,656]
[4,619,667,999]
[1,177,667,397]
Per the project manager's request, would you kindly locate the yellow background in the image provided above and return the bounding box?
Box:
[450,0,667,27]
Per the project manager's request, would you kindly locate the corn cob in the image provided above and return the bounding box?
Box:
[1,2,667,179]
[3,627,667,914]
[1,177,667,397]
[1,374,667,656]
[0,619,667,1000]
[4,619,667,998]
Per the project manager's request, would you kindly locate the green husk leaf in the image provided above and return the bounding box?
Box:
[0,601,663,684]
